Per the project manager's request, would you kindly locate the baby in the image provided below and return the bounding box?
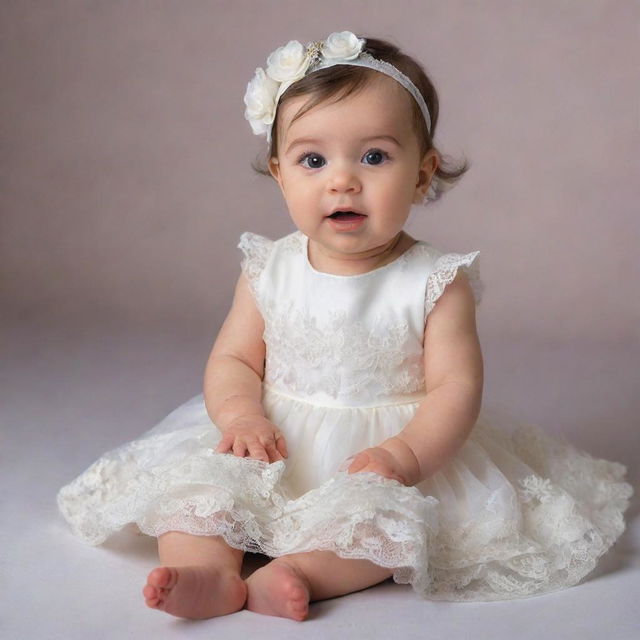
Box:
[58,30,633,622]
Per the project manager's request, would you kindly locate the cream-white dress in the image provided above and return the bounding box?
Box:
[57,229,633,602]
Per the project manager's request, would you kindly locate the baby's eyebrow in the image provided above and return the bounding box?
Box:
[285,134,402,155]
[360,134,402,147]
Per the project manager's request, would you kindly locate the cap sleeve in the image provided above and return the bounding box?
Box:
[237,231,274,301]
[424,250,483,317]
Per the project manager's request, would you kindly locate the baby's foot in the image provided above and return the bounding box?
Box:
[245,558,311,621]
[143,565,247,620]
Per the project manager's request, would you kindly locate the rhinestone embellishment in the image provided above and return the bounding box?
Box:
[306,41,324,68]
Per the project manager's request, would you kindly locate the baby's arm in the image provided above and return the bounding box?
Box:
[204,272,288,463]
[347,270,482,485]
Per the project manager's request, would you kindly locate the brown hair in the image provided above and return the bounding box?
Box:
[250,36,469,201]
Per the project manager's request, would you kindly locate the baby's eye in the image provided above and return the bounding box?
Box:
[362,148,390,165]
[298,152,326,169]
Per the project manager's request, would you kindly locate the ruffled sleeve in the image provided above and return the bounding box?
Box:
[237,231,274,304]
[424,250,483,317]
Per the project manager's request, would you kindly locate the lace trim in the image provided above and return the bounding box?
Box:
[280,231,303,255]
[56,435,290,547]
[57,426,633,601]
[425,251,483,318]
[56,440,439,590]
[237,231,274,303]
[56,407,634,601]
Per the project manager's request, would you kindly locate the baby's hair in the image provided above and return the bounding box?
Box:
[251,36,469,201]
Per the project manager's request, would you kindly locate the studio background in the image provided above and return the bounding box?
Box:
[2,2,638,639]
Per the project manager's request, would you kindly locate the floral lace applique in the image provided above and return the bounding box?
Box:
[262,299,425,398]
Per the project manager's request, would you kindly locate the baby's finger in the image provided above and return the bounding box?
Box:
[358,457,392,478]
[375,464,405,484]
[338,455,355,472]
[246,440,269,463]
[262,438,283,462]
[275,433,288,458]
[347,452,369,473]
[232,438,248,458]
[215,433,233,454]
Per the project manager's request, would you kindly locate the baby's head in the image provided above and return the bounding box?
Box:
[245,32,468,204]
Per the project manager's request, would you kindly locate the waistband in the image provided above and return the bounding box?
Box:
[262,383,427,410]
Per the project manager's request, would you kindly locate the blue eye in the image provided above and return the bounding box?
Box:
[297,148,390,170]
[298,152,326,169]
[362,149,389,165]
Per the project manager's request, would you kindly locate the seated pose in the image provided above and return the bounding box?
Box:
[58,30,633,622]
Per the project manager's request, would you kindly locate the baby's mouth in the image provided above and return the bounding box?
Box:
[327,211,367,220]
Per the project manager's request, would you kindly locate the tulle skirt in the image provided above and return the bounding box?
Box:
[57,386,633,602]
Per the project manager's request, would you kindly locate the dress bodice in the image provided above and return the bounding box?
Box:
[238,230,482,408]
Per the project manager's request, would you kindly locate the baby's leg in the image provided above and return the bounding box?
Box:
[143,532,247,619]
[245,550,393,621]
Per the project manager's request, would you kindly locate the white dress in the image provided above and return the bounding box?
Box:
[57,229,633,602]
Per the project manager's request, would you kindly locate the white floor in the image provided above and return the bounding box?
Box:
[2,320,638,640]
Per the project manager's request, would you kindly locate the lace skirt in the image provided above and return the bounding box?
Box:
[57,388,633,602]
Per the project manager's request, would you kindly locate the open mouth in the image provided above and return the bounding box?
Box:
[327,211,366,220]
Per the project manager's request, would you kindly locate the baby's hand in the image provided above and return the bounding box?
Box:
[215,414,288,464]
[342,446,409,485]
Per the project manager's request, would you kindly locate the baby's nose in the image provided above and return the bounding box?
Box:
[328,165,361,193]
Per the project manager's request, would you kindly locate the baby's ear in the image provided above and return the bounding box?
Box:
[414,150,439,202]
[413,168,430,204]
[268,157,281,183]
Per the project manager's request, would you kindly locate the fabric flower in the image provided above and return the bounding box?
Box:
[243,67,279,135]
[243,31,368,141]
[322,31,365,61]
[266,39,311,83]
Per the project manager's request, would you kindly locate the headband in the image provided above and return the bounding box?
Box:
[243,31,432,145]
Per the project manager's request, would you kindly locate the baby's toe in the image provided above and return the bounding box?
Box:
[147,566,177,590]
[143,584,164,608]
[287,585,309,619]
[144,566,178,609]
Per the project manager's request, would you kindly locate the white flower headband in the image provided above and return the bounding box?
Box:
[243,30,432,146]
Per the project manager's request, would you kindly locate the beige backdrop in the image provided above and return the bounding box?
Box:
[2,0,638,343]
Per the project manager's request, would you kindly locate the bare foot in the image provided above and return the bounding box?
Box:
[143,565,247,619]
[245,558,312,621]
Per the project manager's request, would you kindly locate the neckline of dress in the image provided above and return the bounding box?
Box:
[300,231,424,279]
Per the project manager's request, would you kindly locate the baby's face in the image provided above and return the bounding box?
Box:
[269,74,437,264]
